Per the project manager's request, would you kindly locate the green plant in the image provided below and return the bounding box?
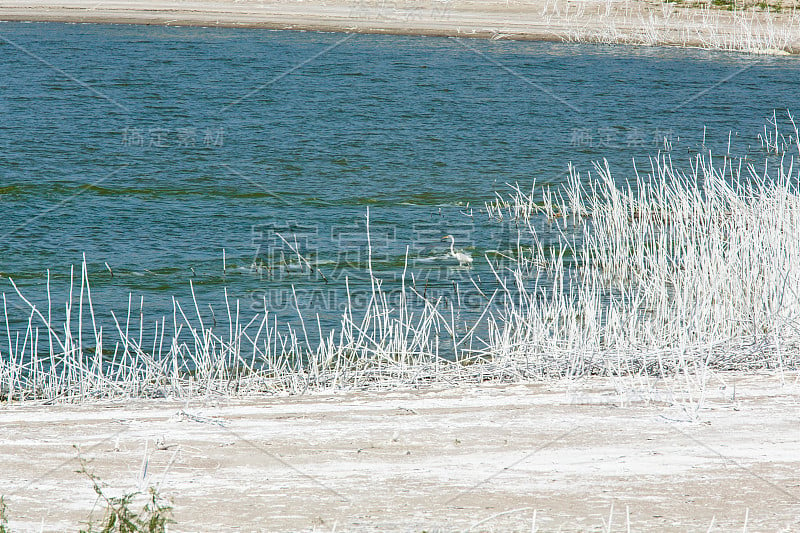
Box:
[0,496,9,533]
[711,0,736,10]
[77,457,173,533]
[0,483,172,533]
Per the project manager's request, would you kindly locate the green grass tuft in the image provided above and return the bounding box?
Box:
[0,461,173,533]
[0,497,8,533]
[77,458,173,533]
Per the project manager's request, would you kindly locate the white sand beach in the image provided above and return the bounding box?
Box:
[1,372,799,531]
[1,0,799,53]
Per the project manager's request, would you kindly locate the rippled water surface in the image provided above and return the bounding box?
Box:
[1,22,799,333]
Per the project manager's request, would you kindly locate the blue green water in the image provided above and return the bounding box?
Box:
[1,22,799,339]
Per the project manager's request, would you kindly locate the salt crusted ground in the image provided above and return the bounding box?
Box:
[1,371,799,531]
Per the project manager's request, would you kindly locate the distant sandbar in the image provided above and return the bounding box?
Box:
[2,0,799,53]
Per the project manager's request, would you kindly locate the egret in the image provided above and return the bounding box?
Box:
[442,235,473,267]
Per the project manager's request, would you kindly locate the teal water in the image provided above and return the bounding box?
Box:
[1,22,799,341]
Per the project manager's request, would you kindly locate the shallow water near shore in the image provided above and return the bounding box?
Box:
[1,21,799,344]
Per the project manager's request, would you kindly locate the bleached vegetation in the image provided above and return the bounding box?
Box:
[541,0,800,54]
[2,117,800,402]
[485,153,800,376]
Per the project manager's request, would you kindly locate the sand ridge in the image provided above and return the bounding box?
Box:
[1,0,800,53]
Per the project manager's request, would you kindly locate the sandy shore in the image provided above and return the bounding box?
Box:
[1,0,800,52]
[1,371,799,531]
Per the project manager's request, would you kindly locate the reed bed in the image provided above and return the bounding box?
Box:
[2,124,800,402]
[485,152,800,377]
[543,0,800,54]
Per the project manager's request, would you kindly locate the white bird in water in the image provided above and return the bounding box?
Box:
[442,235,473,267]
